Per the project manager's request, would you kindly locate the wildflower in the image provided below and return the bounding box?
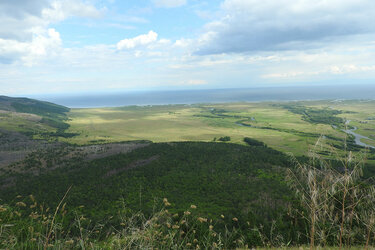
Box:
[173,213,179,218]
[0,206,7,212]
[15,211,21,217]
[197,217,207,223]
[193,239,198,243]
[209,225,213,230]
[180,220,186,225]
[78,205,84,208]
[186,243,192,247]
[190,205,197,209]
[232,217,238,222]
[120,222,126,226]
[184,211,191,216]
[65,240,74,244]
[172,225,180,229]
[166,222,171,228]
[16,195,22,198]
[29,212,39,219]
[29,195,35,202]
[30,238,36,242]
[213,242,218,248]
[16,202,26,207]
[220,214,224,219]
[163,198,171,206]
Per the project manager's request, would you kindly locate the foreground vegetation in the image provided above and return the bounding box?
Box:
[1,142,375,249]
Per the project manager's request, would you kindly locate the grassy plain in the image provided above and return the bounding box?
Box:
[60,100,375,156]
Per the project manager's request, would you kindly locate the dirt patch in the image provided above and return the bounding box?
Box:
[81,143,149,161]
[104,155,159,178]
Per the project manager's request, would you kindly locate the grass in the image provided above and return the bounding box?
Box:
[63,101,351,156]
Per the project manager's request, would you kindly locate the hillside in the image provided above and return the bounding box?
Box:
[1,142,292,226]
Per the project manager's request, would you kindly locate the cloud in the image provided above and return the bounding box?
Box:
[43,0,104,22]
[117,31,158,50]
[196,0,375,54]
[0,28,62,66]
[152,0,187,8]
[0,0,103,64]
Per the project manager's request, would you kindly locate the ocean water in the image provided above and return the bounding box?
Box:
[35,84,375,108]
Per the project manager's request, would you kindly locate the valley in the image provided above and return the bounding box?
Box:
[1,96,375,248]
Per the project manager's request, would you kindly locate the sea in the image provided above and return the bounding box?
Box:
[33,84,375,108]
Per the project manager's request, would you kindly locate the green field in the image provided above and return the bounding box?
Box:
[62,101,375,156]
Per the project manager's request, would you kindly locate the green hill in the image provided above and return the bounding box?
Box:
[1,141,293,231]
[0,96,74,138]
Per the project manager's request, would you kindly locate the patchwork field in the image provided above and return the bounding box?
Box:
[62,100,375,156]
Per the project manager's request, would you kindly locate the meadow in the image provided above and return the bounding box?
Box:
[63,100,375,156]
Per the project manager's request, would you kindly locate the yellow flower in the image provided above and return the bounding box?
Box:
[29,195,35,202]
[16,202,26,207]
[197,217,207,223]
[163,198,171,206]
[209,225,213,230]
[220,214,224,219]
[190,205,197,209]
[172,225,180,229]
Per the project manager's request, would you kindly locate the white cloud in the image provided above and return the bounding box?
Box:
[152,0,187,8]
[0,0,103,64]
[196,0,375,54]
[117,31,158,50]
[0,28,62,65]
[43,0,104,22]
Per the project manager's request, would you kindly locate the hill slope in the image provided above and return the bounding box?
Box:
[0,95,74,138]
[1,142,292,229]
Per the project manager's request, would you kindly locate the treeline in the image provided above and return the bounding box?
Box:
[281,105,343,126]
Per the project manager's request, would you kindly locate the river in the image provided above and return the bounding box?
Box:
[343,120,375,149]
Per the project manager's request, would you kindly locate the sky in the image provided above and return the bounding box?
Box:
[1,0,375,96]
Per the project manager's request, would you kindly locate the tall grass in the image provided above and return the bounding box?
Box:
[287,137,375,248]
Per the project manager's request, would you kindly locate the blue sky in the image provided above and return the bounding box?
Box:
[1,0,375,95]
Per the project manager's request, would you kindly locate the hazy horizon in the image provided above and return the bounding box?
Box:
[27,84,375,108]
